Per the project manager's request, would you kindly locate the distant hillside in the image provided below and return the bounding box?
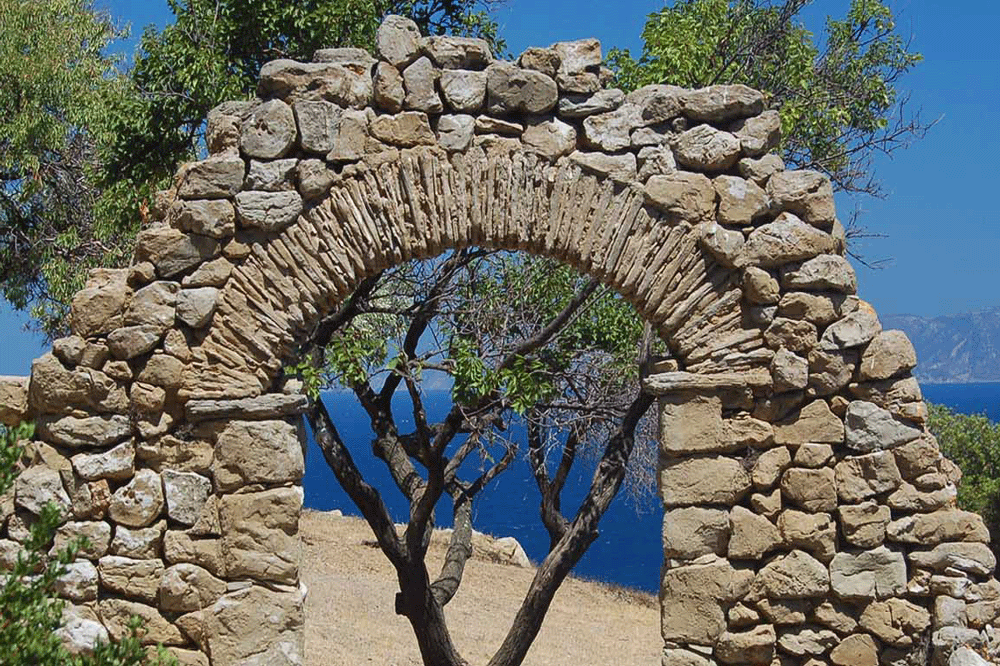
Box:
[882,308,1000,383]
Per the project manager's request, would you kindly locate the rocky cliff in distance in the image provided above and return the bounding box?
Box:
[883,307,1000,383]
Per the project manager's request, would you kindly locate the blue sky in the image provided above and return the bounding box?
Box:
[2,0,997,375]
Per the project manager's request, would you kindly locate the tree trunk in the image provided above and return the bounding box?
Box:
[396,563,469,666]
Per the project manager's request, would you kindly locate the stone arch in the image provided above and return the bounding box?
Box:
[1,13,997,666]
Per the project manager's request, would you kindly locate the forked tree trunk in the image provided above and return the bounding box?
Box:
[396,563,469,666]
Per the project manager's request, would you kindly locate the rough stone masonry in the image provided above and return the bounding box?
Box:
[0,13,997,666]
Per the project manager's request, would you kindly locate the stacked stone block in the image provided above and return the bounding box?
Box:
[0,13,996,666]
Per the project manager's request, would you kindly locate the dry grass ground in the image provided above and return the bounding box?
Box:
[300,509,662,666]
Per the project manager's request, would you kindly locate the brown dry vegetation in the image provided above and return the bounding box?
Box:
[300,510,662,666]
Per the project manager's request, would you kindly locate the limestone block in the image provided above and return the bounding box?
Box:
[205,100,251,155]
[777,627,838,657]
[475,116,523,135]
[135,227,219,279]
[107,325,163,360]
[778,510,836,561]
[326,108,370,161]
[887,510,990,545]
[660,455,752,507]
[234,190,303,233]
[164,531,225,577]
[662,648,713,666]
[819,306,882,350]
[553,38,601,74]
[808,348,858,397]
[485,62,558,115]
[402,56,442,113]
[858,330,918,382]
[373,61,405,113]
[159,563,227,612]
[728,505,781,559]
[659,394,727,454]
[731,109,781,157]
[757,598,809,625]
[176,157,245,199]
[109,469,164,528]
[681,85,764,123]
[55,560,99,601]
[763,317,817,353]
[110,520,166,559]
[781,255,858,293]
[643,172,716,222]
[580,104,642,152]
[521,117,577,160]
[699,222,745,269]
[714,175,768,226]
[97,555,164,603]
[835,451,903,502]
[636,145,676,179]
[888,482,955,512]
[739,153,785,184]
[518,47,560,77]
[432,113,473,152]
[212,420,305,491]
[170,199,236,239]
[743,267,780,305]
[626,84,685,125]
[220,486,302,584]
[794,444,833,468]
[674,124,742,172]
[69,268,129,338]
[893,436,942,480]
[71,440,134,481]
[137,435,214,474]
[844,400,922,452]
[830,633,879,666]
[949,646,991,666]
[29,353,123,415]
[661,557,754,644]
[56,607,110,656]
[858,598,930,647]
[839,502,890,548]
[421,35,492,69]
[778,292,849,326]
[723,416,773,448]
[771,348,808,392]
[829,547,906,601]
[751,446,791,489]
[369,111,436,147]
[716,624,776,664]
[773,399,844,445]
[780,467,838,512]
[812,600,858,635]
[440,69,487,113]
[376,15,421,67]
[15,465,71,516]
[662,506,730,558]
[743,213,837,268]
[68,479,111,521]
[98,599,185,645]
[557,89,624,118]
[163,470,212,526]
[124,280,178,333]
[175,287,219,329]
[257,59,372,108]
[293,100,340,155]
[567,151,636,179]
[54,521,112,560]
[314,47,376,68]
[0,376,29,426]
[909,542,996,577]
[751,489,782,520]
[767,170,836,226]
[296,159,336,201]
[751,550,829,599]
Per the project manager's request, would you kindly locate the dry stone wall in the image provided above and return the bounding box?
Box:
[0,14,997,666]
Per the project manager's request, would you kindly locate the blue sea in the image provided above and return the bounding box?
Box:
[302,383,1000,593]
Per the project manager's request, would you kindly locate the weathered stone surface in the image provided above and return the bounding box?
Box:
[681,85,764,123]
[752,446,791,489]
[820,306,882,350]
[106,325,163,360]
[55,560,99,601]
[15,465,71,516]
[240,99,297,159]
[557,89,624,118]
[844,400,922,452]
[553,38,601,74]
[781,255,857,293]
[893,436,941,480]
[433,113,474,152]
[97,555,164,602]
[835,451,903,502]
[661,558,754,644]
[0,376,28,427]
[778,510,836,561]
[757,598,809,625]
[234,190,303,232]
[135,226,219,278]
[421,35,492,70]
[402,56,442,113]
[163,531,225,576]
[794,443,833,469]
[813,600,858,635]
[751,550,829,599]
[369,111,436,147]
[376,14,421,67]
[744,267,780,304]
[159,563,227,612]
[830,547,906,601]
[949,647,991,666]
[781,467,838,512]
[54,521,112,560]
[137,435,214,474]
[372,61,405,113]
[293,100,339,154]
[124,280,178,333]
[662,507,730,558]
[177,584,304,666]
[777,627,838,657]
[674,124,742,172]
[71,441,134,481]
[70,269,129,338]
[659,394,727,454]
[98,599,185,645]
[723,416,773,448]
[644,172,716,222]
[858,598,931,647]
[660,455,752,507]
[729,505,781,559]
[581,104,642,152]
[162,470,212,526]
[517,46,560,78]
[257,59,372,108]
[858,330,917,381]
[888,481,955,511]
[439,69,487,113]
[887,510,990,545]
[567,151,636,179]
[57,605,110,656]
[779,292,849,326]
[137,354,185,389]
[661,648,713,666]
[909,542,996,576]
[699,222,745,268]
[186,394,308,421]
[170,199,236,239]
[773,399,844,445]
[743,213,838,268]
[29,353,123,415]
[109,469,164,528]
[176,287,219,329]
[714,175,768,226]
[839,501,890,547]
[521,117,577,160]
[220,486,302,584]
[213,420,304,492]
[313,47,375,67]
[763,317,817,353]
[830,633,879,666]
[627,84,684,124]
[176,157,244,199]
[716,624,776,664]
[731,109,781,156]
[739,153,785,183]
[767,170,835,226]
[637,145,676,179]
[771,348,808,392]
[485,62,558,115]
[110,520,165,559]
[296,159,336,200]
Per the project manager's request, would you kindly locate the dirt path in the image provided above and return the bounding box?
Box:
[300,510,662,666]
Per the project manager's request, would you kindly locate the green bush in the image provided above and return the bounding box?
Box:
[0,423,174,666]
[927,403,1000,555]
